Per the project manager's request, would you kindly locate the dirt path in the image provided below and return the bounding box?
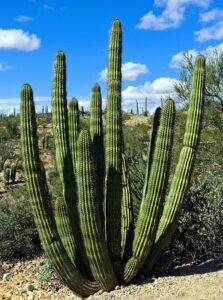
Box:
[1,257,223,300]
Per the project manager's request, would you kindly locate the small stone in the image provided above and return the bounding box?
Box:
[25,282,35,292]
[115,285,121,290]
[2,272,11,282]
[2,262,12,271]
[27,291,35,300]
[17,287,27,294]
[3,291,13,299]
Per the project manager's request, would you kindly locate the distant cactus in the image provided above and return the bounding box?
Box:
[136,100,139,115]
[3,162,17,184]
[11,163,17,183]
[20,18,206,298]
[144,98,148,116]
[3,162,11,183]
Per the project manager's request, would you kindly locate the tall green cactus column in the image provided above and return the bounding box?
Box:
[124,99,175,282]
[105,19,123,276]
[142,54,206,275]
[52,51,91,277]
[90,84,104,223]
[77,130,117,290]
[68,97,80,174]
[20,84,99,297]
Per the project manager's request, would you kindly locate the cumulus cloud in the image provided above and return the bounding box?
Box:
[0,29,41,51]
[199,8,223,23]
[15,15,32,22]
[122,77,177,112]
[195,21,223,42]
[170,43,223,68]
[137,0,211,30]
[100,62,148,81]
[0,62,11,71]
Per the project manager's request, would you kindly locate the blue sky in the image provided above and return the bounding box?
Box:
[0,0,223,114]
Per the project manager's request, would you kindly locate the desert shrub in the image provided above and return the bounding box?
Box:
[172,170,223,264]
[3,116,19,138]
[37,261,55,288]
[0,142,14,165]
[0,187,40,260]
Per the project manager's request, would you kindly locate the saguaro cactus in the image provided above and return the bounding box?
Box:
[20,18,206,297]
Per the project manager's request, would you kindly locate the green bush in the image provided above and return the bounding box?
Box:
[0,187,40,260]
[172,170,223,264]
[3,116,19,138]
[37,261,55,288]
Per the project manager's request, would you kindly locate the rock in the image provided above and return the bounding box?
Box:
[2,273,11,282]
[17,287,28,294]
[3,291,12,299]
[27,291,35,300]
[2,262,12,271]
[25,282,35,292]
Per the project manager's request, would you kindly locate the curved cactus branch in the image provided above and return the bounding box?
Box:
[142,54,206,275]
[20,84,99,297]
[77,130,117,290]
[90,84,104,223]
[124,99,175,282]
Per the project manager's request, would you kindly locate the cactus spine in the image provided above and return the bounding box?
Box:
[105,19,122,275]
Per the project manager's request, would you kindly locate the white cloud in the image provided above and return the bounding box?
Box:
[0,62,11,71]
[15,15,32,22]
[122,77,177,112]
[43,4,54,11]
[137,0,211,30]
[170,49,199,68]
[170,43,223,68]
[100,62,148,81]
[195,21,223,42]
[0,29,41,51]
[199,8,223,23]
[0,97,50,114]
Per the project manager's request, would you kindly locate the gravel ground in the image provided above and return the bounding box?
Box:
[1,257,223,300]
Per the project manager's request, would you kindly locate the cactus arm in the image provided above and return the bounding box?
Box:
[54,197,88,276]
[142,107,161,200]
[77,130,117,291]
[124,99,175,282]
[20,84,99,297]
[68,98,80,174]
[105,19,123,275]
[90,84,104,223]
[121,153,133,258]
[142,55,206,275]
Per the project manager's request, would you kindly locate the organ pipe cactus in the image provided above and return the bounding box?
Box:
[90,84,104,222]
[68,98,80,174]
[10,163,16,183]
[20,18,206,298]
